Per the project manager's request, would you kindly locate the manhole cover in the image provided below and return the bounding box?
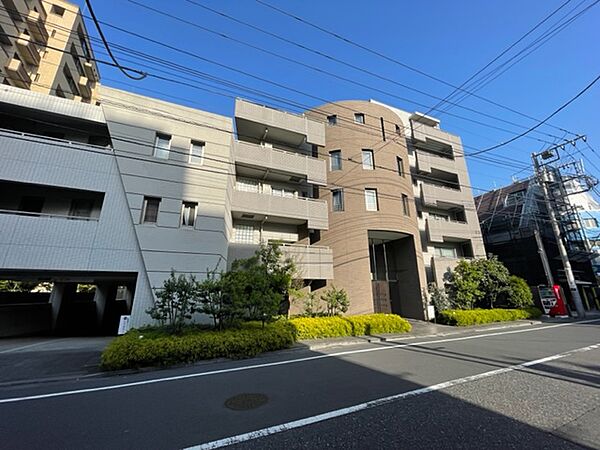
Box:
[224,393,269,411]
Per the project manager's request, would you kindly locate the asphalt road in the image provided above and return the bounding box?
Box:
[1,319,599,449]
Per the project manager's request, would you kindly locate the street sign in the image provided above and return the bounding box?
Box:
[538,286,556,314]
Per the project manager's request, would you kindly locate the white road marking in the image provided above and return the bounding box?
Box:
[0,339,67,354]
[187,342,600,449]
[0,318,598,405]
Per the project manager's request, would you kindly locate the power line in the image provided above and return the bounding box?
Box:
[469,73,600,156]
[253,0,580,138]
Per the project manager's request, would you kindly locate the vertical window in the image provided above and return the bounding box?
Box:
[397,156,404,177]
[181,202,197,227]
[70,43,84,77]
[332,189,344,212]
[402,194,410,216]
[235,224,255,244]
[0,25,11,45]
[365,189,378,211]
[63,64,79,97]
[154,133,171,159]
[55,85,66,98]
[327,115,337,126]
[189,140,204,165]
[362,150,374,170]
[395,124,402,135]
[354,113,365,124]
[380,117,386,141]
[78,27,91,60]
[141,197,160,224]
[329,150,342,171]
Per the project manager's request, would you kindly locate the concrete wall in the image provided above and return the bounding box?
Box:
[99,86,233,293]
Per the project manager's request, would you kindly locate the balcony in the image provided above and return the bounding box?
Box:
[16,33,40,66]
[26,10,48,44]
[5,58,31,88]
[416,151,457,174]
[231,189,328,230]
[235,98,325,146]
[412,121,459,148]
[280,244,333,279]
[426,218,472,243]
[83,61,98,82]
[78,76,91,99]
[234,140,326,186]
[421,183,465,209]
[228,243,333,280]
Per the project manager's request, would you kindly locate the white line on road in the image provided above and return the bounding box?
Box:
[187,342,600,449]
[0,319,598,405]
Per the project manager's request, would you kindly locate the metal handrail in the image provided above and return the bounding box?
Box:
[235,140,319,161]
[233,187,327,204]
[0,209,99,221]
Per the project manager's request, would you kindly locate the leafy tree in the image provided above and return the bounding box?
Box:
[472,256,510,308]
[506,275,534,308]
[196,271,236,330]
[302,291,323,317]
[321,285,349,316]
[146,271,201,334]
[0,280,40,292]
[446,259,484,310]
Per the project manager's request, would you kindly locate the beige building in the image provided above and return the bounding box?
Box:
[305,100,486,320]
[1,0,99,102]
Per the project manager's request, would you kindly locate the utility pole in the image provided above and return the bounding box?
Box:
[532,149,586,318]
[533,225,554,286]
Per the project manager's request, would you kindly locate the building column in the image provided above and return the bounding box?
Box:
[93,283,110,330]
[49,282,74,332]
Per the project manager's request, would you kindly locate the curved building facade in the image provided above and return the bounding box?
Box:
[306,100,428,319]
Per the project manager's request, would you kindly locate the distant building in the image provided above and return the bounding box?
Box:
[475,177,600,312]
[1,0,99,102]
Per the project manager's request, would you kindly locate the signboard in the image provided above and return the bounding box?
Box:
[538,286,556,314]
[117,315,131,335]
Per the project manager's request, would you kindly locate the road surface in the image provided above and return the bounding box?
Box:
[1,319,599,449]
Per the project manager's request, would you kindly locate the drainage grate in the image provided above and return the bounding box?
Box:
[224,393,269,411]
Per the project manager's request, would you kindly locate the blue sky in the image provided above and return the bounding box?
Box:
[74,0,599,193]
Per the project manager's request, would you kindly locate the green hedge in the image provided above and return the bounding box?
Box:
[437,307,542,326]
[289,314,411,340]
[101,320,295,371]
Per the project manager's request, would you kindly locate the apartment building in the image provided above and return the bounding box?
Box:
[0,83,233,336]
[228,99,333,284]
[305,100,485,320]
[0,0,99,102]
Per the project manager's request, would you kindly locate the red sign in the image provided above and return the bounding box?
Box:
[549,285,569,317]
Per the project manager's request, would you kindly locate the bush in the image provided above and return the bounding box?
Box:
[101,320,295,370]
[437,307,542,326]
[289,314,411,340]
[506,276,534,308]
[320,286,350,316]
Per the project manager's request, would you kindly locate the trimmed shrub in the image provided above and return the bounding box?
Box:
[506,276,534,308]
[101,320,295,371]
[437,307,542,326]
[289,314,411,340]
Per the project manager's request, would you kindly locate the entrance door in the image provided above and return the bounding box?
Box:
[372,280,392,313]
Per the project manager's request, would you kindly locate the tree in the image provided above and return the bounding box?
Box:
[446,259,484,310]
[196,271,236,330]
[428,282,453,313]
[472,257,510,308]
[506,275,534,308]
[321,285,349,316]
[146,271,201,334]
[0,280,40,292]
[224,243,297,325]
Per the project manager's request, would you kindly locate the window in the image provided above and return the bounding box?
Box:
[397,156,404,177]
[395,124,402,135]
[430,213,449,221]
[272,187,295,198]
[236,178,259,193]
[354,113,365,124]
[19,196,44,214]
[78,27,91,60]
[434,247,458,258]
[583,217,598,228]
[365,188,378,211]
[380,117,386,141]
[189,140,204,165]
[51,5,66,16]
[70,44,85,77]
[329,150,342,171]
[0,25,11,45]
[154,133,171,159]
[362,149,374,170]
[235,224,255,244]
[69,199,94,218]
[327,115,337,126]
[402,194,410,216]
[505,189,525,206]
[55,85,66,98]
[62,64,79,97]
[332,189,344,211]
[141,197,160,224]
[181,202,197,227]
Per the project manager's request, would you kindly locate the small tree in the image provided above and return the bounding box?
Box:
[146,271,200,334]
[473,257,510,308]
[302,291,323,317]
[197,271,236,330]
[428,282,452,313]
[446,259,483,310]
[321,285,349,316]
[506,275,534,308]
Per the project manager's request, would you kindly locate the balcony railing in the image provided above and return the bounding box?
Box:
[426,218,472,243]
[234,140,326,186]
[231,189,328,230]
[16,32,40,66]
[416,151,457,174]
[421,182,467,209]
[0,209,99,221]
[4,58,31,88]
[26,10,48,44]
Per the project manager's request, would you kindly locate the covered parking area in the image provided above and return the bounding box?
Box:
[0,270,137,337]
